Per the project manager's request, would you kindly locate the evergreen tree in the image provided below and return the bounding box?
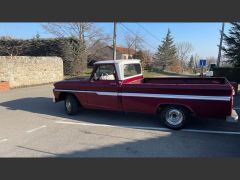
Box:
[188,55,194,68]
[154,29,176,70]
[35,33,40,39]
[222,22,240,67]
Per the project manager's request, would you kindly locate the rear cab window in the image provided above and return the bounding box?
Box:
[124,63,142,78]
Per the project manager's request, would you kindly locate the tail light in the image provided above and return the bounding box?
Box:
[232,87,235,96]
[230,82,238,95]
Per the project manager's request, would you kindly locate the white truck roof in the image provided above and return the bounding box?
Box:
[94,59,141,65]
[94,59,142,81]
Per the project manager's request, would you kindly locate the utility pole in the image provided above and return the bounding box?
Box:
[113,22,117,60]
[217,22,225,67]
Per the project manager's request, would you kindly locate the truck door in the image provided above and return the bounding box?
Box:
[87,64,121,111]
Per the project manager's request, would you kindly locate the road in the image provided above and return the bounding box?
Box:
[0,84,240,157]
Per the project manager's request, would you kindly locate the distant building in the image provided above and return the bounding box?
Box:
[87,45,136,66]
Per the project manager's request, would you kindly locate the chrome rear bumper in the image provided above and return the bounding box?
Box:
[226,109,239,123]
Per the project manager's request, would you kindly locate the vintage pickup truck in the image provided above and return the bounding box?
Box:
[53,59,238,129]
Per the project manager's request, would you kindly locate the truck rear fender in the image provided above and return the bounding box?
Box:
[156,103,195,116]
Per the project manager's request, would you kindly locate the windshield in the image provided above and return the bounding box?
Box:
[123,63,141,78]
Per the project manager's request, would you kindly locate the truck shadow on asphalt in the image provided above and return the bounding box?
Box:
[56,130,240,157]
[0,97,240,132]
[16,130,240,157]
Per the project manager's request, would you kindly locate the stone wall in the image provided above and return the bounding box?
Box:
[0,56,63,88]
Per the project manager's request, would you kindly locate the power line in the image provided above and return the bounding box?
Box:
[119,23,158,51]
[120,23,156,50]
[135,23,162,43]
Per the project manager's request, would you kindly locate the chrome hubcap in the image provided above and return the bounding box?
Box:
[65,99,72,112]
[165,109,183,126]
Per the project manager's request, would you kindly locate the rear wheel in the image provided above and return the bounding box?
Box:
[64,94,80,115]
[160,106,187,130]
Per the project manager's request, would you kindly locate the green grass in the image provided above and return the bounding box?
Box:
[81,68,93,77]
[143,70,197,78]
[64,68,93,80]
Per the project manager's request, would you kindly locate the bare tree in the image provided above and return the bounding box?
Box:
[193,54,200,73]
[176,42,194,71]
[42,23,110,75]
[206,56,217,67]
[124,32,144,53]
[133,50,152,69]
[142,50,153,69]
[87,41,111,63]
[43,23,110,51]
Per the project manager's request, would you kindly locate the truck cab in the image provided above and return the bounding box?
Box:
[91,59,143,83]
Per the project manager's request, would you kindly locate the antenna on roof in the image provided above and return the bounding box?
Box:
[113,22,117,61]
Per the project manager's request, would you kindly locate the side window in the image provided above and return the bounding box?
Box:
[93,65,116,81]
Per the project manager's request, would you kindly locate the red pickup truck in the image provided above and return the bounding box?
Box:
[53,59,238,129]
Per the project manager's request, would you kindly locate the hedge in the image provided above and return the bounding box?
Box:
[0,38,79,75]
[213,67,240,83]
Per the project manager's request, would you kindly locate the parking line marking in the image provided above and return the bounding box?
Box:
[26,125,47,133]
[0,138,8,143]
[55,120,240,135]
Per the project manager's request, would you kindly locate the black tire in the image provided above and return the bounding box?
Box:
[160,106,187,130]
[64,94,80,115]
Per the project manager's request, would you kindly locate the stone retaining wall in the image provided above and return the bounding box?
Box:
[0,56,63,88]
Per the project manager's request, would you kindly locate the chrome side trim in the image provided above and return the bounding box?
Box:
[53,89,230,101]
[120,92,230,101]
[53,89,118,96]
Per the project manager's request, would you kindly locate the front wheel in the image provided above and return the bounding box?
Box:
[65,94,80,115]
[160,106,187,130]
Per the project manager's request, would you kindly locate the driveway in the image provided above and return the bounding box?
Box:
[0,84,240,157]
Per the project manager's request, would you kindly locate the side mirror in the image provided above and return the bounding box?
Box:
[90,73,98,82]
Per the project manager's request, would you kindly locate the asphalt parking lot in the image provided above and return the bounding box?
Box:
[0,84,240,157]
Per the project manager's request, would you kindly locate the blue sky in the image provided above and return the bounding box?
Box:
[0,22,231,59]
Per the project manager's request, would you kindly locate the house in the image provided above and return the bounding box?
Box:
[113,46,136,59]
[87,45,136,66]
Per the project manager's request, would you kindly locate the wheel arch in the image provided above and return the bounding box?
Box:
[156,103,195,116]
[59,92,82,106]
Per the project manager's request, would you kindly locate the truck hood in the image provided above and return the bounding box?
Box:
[54,77,89,89]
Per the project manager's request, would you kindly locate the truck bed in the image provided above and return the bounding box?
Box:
[142,77,227,85]
[122,76,232,96]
